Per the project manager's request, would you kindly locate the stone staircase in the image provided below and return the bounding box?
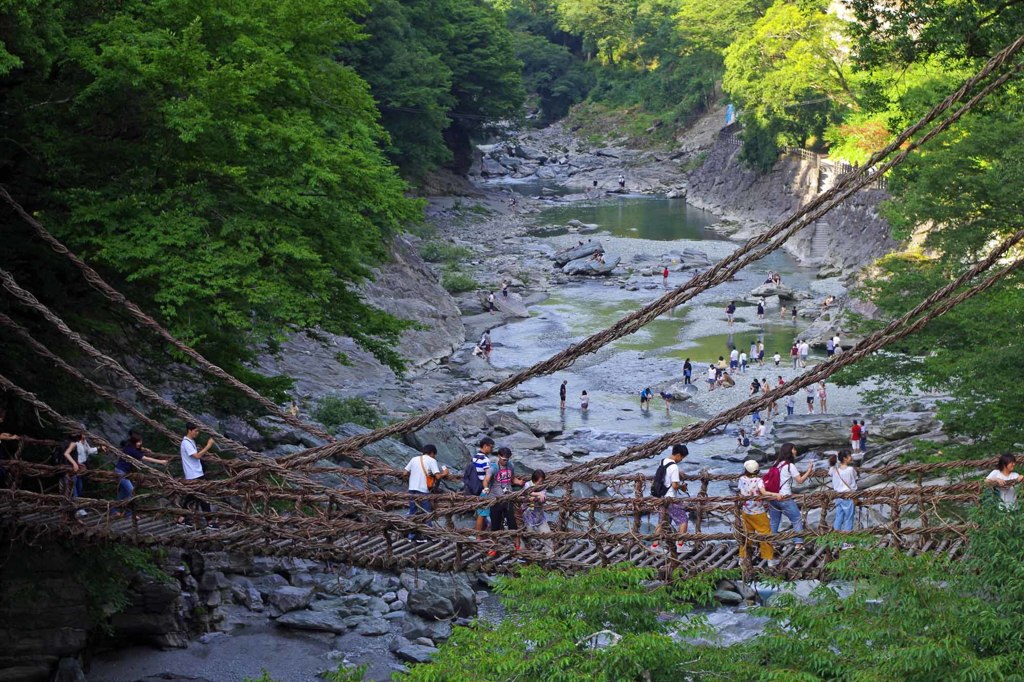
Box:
[808,221,832,263]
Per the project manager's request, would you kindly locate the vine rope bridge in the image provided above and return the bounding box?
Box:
[2,34,1024,582]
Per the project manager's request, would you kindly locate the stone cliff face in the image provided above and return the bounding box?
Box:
[685,132,898,272]
[257,234,465,402]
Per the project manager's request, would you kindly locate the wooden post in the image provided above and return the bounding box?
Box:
[733,501,752,581]
[557,485,573,552]
[916,473,929,549]
[632,478,644,534]
[890,489,902,548]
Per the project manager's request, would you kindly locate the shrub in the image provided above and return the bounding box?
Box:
[419,241,473,264]
[313,396,383,430]
[441,269,477,293]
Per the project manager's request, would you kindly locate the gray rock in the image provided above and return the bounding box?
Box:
[249,573,289,596]
[355,618,392,637]
[525,419,563,438]
[562,255,621,275]
[265,586,314,614]
[713,589,744,605]
[275,609,350,634]
[333,423,421,471]
[487,410,536,435]
[384,610,408,621]
[403,616,453,642]
[414,637,435,647]
[382,591,398,603]
[551,241,604,266]
[498,430,546,451]
[407,590,455,620]
[515,144,547,162]
[229,580,265,611]
[403,419,470,472]
[772,413,938,450]
[481,158,509,177]
[53,657,86,682]
[395,644,440,664]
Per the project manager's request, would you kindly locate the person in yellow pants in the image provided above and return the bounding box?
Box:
[738,460,783,562]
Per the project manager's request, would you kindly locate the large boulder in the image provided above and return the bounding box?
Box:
[400,571,477,618]
[552,241,603,266]
[333,423,420,471]
[402,418,471,471]
[264,586,313,615]
[275,609,350,634]
[407,590,456,621]
[494,292,529,318]
[402,616,453,642]
[487,411,536,435]
[771,413,939,451]
[481,158,509,177]
[499,431,547,451]
[562,255,621,275]
[750,283,809,300]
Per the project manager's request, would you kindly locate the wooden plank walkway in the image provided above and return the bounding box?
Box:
[0,496,964,581]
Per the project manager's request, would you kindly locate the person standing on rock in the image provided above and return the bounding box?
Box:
[805,385,816,413]
[791,305,797,323]
[404,444,448,542]
[826,337,835,357]
[790,343,799,369]
[799,339,809,368]
[487,291,496,314]
[486,447,525,556]
[773,351,781,368]
[767,443,814,551]
[179,423,216,526]
[707,365,717,391]
[832,335,841,353]
[559,380,567,410]
[618,174,625,189]
[662,266,669,286]
[473,437,495,533]
[501,279,509,298]
[730,348,739,372]
[652,444,689,553]
[858,420,868,453]
[740,350,748,373]
[480,329,493,361]
[785,392,796,416]
[850,420,862,453]
[757,341,765,366]
[683,358,693,385]
[757,299,765,322]
[817,381,828,413]
[726,301,736,326]
[738,460,782,565]
[749,340,758,366]
[829,449,857,542]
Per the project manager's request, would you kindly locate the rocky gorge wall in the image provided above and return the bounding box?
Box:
[683,132,898,273]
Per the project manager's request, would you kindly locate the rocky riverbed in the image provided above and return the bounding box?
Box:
[21,112,946,682]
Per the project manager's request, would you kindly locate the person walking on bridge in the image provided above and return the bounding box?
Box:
[62,431,103,517]
[985,454,1021,510]
[179,423,216,526]
[765,443,814,551]
[829,449,857,542]
[738,460,782,564]
[473,437,495,534]
[114,433,169,517]
[651,444,689,553]
[486,447,525,556]
[404,444,448,542]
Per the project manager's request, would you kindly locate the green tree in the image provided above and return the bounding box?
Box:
[675,0,771,55]
[724,0,854,154]
[0,0,420,380]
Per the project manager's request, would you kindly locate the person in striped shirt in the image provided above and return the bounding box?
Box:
[473,437,495,532]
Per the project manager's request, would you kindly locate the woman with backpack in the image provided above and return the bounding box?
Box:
[829,449,857,544]
[738,460,783,563]
[765,442,814,551]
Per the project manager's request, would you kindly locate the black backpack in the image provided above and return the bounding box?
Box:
[651,460,670,498]
[462,460,483,496]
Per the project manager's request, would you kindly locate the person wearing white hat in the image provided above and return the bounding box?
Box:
[738,459,783,564]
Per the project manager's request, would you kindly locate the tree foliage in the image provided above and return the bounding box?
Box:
[0,0,422,379]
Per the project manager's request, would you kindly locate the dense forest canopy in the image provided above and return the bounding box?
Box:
[1,0,1023,460]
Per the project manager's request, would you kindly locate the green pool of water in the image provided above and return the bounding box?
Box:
[533,197,722,241]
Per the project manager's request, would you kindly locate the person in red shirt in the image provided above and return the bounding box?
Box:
[662,266,669,286]
[851,420,862,452]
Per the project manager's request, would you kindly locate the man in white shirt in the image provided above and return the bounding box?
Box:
[179,422,215,523]
[404,444,449,541]
[654,444,689,552]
